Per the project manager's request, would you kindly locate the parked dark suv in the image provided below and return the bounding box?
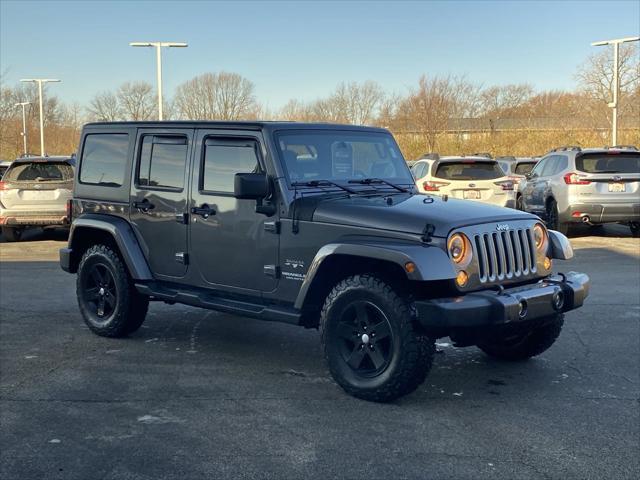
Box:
[60,121,590,402]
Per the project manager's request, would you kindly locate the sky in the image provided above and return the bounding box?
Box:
[1,0,639,110]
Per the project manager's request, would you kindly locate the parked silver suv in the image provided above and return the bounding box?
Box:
[0,156,75,241]
[519,146,640,236]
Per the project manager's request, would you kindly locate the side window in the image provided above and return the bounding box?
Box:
[137,135,188,190]
[530,157,548,177]
[541,156,559,177]
[412,162,425,179]
[554,155,568,174]
[201,139,260,193]
[80,134,129,186]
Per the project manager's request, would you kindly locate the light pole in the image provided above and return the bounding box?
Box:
[19,78,61,156]
[129,41,188,120]
[14,102,30,156]
[591,36,640,146]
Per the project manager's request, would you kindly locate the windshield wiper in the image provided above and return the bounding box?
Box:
[292,180,358,194]
[348,178,409,193]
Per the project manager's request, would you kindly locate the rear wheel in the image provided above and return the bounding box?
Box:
[77,244,149,337]
[320,274,434,402]
[477,314,564,361]
[546,199,569,235]
[630,222,640,238]
[1,226,24,242]
[516,194,524,211]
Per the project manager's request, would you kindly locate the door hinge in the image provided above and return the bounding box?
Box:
[263,265,280,278]
[175,252,189,265]
[264,221,281,234]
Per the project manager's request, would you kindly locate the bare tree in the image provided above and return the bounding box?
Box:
[87,91,121,121]
[174,72,257,120]
[117,81,156,120]
[479,84,535,117]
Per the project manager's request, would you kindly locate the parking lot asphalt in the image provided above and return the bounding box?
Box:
[1,226,638,480]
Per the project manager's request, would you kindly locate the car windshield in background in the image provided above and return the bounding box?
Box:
[4,162,74,182]
[276,131,413,185]
[435,161,504,180]
[576,153,640,174]
[514,162,536,175]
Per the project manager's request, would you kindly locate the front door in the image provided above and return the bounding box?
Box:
[130,128,193,279]
[189,131,279,293]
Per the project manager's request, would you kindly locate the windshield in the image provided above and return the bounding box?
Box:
[514,162,536,175]
[275,130,413,185]
[576,153,640,174]
[435,161,504,180]
[4,162,74,182]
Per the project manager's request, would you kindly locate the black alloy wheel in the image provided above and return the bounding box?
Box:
[81,262,118,320]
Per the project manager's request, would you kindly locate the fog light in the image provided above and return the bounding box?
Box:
[405,262,416,274]
[543,257,552,270]
[518,299,528,318]
[456,270,468,287]
[552,290,565,311]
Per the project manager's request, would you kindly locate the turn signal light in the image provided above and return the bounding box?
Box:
[543,257,552,270]
[404,262,416,274]
[456,270,469,287]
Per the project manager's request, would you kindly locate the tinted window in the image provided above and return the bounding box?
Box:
[137,136,188,189]
[202,141,259,193]
[80,134,129,186]
[514,162,536,175]
[5,162,73,182]
[276,131,411,183]
[435,161,504,180]
[498,161,512,174]
[412,162,426,179]
[576,153,640,174]
[541,156,560,176]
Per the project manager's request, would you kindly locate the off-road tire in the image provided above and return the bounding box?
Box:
[77,244,149,337]
[2,226,24,242]
[477,314,564,361]
[320,274,434,402]
[630,222,640,238]
[546,199,569,235]
[515,194,524,211]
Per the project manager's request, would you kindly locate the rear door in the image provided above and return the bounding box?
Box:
[574,152,640,204]
[0,160,73,213]
[130,128,193,279]
[522,157,552,213]
[434,160,508,204]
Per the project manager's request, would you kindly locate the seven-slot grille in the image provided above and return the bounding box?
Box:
[472,227,537,283]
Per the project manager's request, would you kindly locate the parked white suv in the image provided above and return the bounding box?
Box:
[415,156,515,208]
[518,146,640,236]
[0,156,75,241]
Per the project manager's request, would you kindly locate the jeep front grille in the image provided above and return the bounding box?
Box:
[472,228,536,283]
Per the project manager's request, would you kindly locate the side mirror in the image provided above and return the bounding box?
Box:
[234,172,269,199]
[524,172,533,180]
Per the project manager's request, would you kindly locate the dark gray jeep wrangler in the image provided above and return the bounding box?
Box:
[60,121,590,402]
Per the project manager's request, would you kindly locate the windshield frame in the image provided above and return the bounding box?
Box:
[273,128,415,191]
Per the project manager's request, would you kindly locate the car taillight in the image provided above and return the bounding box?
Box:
[423,181,450,191]
[563,172,591,185]
[494,180,514,191]
[0,181,6,191]
[508,176,522,184]
[66,199,73,222]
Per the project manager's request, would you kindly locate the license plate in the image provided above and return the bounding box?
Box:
[463,190,480,199]
[608,182,625,192]
[21,190,54,200]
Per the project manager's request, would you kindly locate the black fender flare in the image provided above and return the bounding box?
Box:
[293,242,456,309]
[66,214,153,280]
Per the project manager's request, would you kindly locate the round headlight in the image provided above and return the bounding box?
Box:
[448,233,469,264]
[533,223,547,250]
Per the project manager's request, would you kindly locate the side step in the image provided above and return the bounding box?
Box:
[135,282,301,325]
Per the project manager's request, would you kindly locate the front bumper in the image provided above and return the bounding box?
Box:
[415,272,589,329]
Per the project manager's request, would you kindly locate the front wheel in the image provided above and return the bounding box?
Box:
[320,274,434,402]
[546,199,569,235]
[477,314,564,361]
[630,222,640,238]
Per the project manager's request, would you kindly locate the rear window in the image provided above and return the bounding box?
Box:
[435,161,504,180]
[80,133,129,186]
[4,162,74,182]
[576,153,640,174]
[514,162,536,175]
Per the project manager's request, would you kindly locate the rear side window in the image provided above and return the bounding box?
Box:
[201,139,259,193]
[435,161,504,180]
[576,153,640,174]
[4,162,73,182]
[137,135,188,190]
[514,162,536,175]
[80,134,129,186]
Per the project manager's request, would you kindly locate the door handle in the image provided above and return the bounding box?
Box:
[132,199,155,212]
[191,204,216,219]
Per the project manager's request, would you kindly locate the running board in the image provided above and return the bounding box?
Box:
[134,282,301,325]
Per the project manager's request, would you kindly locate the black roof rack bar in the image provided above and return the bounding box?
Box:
[548,145,582,153]
[419,153,440,160]
[609,145,638,151]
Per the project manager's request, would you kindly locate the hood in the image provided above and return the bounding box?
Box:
[311,194,537,237]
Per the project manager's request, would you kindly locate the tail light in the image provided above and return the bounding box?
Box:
[423,181,450,192]
[508,176,522,185]
[66,199,73,222]
[0,181,7,191]
[563,172,591,185]
[494,180,514,191]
